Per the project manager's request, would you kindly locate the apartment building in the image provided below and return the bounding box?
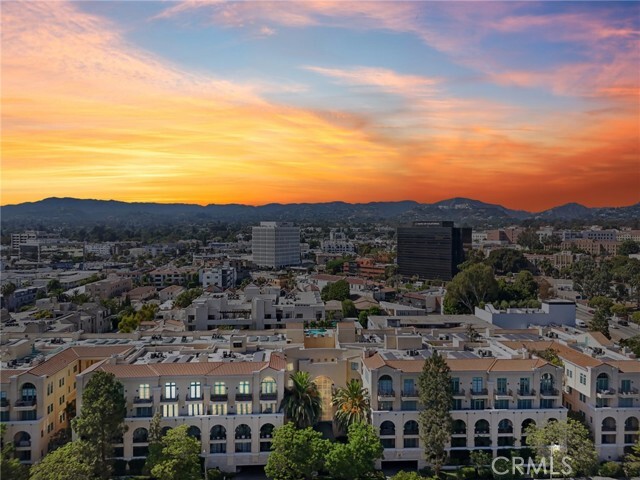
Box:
[0,345,134,463]
[321,230,356,255]
[561,239,620,256]
[500,340,640,461]
[85,275,133,300]
[361,352,566,468]
[252,222,301,268]
[183,287,324,331]
[200,265,237,290]
[150,267,199,288]
[76,351,287,472]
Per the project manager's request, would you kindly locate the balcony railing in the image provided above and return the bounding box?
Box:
[517,389,536,397]
[498,428,514,434]
[133,396,153,404]
[235,393,253,401]
[452,388,466,397]
[186,394,204,401]
[470,388,488,396]
[380,429,395,436]
[602,425,616,432]
[474,429,490,435]
[495,389,512,398]
[378,390,395,399]
[0,399,9,407]
[404,428,419,436]
[260,392,278,401]
[16,441,31,448]
[540,388,559,397]
[625,425,640,432]
[452,429,467,435]
[160,394,179,402]
[619,388,639,396]
[15,398,37,407]
[401,390,419,398]
[596,388,616,397]
[211,393,228,402]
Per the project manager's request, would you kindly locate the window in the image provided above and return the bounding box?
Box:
[620,398,633,408]
[579,373,586,385]
[189,382,202,399]
[139,384,151,400]
[450,377,460,393]
[261,402,277,413]
[213,382,226,396]
[21,410,37,421]
[403,379,416,396]
[351,362,359,371]
[237,402,252,415]
[188,403,203,416]
[471,399,485,410]
[472,377,484,393]
[495,400,509,409]
[579,393,586,402]
[540,399,555,409]
[136,407,153,418]
[0,412,8,422]
[261,377,276,394]
[162,404,179,417]
[378,401,393,411]
[239,381,250,394]
[404,438,418,448]
[497,378,507,394]
[210,443,226,454]
[517,399,532,409]
[211,403,227,415]
[164,382,177,400]
[519,378,530,394]
[402,401,417,411]
[621,380,632,393]
[452,399,463,410]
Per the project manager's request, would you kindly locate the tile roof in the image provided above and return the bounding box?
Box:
[586,332,614,347]
[0,369,28,384]
[607,360,640,373]
[27,346,134,377]
[499,340,603,368]
[97,359,285,379]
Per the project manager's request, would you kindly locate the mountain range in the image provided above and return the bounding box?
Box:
[1,197,639,228]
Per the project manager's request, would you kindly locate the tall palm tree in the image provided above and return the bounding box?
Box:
[279,371,322,429]
[331,379,371,431]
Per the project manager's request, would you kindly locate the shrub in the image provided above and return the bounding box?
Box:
[598,461,623,478]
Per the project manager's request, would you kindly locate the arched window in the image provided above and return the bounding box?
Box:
[235,424,251,439]
[498,419,513,434]
[453,420,466,435]
[596,373,610,392]
[14,432,31,447]
[380,420,395,436]
[602,417,616,432]
[403,420,419,436]
[187,426,201,441]
[540,373,555,393]
[625,417,639,432]
[210,425,226,440]
[161,426,172,437]
[133,428,148,443]
[475,419,490,434]
[260,424,275,439]
[20,383,36,401]
[521,419,535,446]
[261,377,277,394]
[378,375,393,396]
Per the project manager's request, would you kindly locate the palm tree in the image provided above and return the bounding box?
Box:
[279,371,322,429]
[331,379,371,431]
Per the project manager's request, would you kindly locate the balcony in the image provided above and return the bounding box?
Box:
[474,429,490,435]
[186,394,204,401]
[452,429,466,436]
[602,425,616,432]
[133,396,153,404]
[211,393,228,402]
[0,399,9,408]
[596,388,616,398]
[235,393,253,401]
[259,392,278,401]
[14,398,37,409]
[517,389,536,398]
[380,429,395,436]
[540,388,560,398]
[470,388,489,398]
[160,395,179,402]
[619,388,639,397]
[15,441,31,449]
[401,390,419,399]
[494,389,513,400]
[377,390,396,400]
[452,388,466,398]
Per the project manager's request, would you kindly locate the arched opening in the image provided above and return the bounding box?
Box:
[260,424,275,439]
[378,375,394,396]
[235,424,251,439]
[14,432,31,447]
[161,426,172,437]
[625,417,639,432]
[314,375,334,422]
[602,417,617,432]
[403,420,419,436]
[261,377,277,394]
[521,419,536,446]
[132,428,148,443]
[475,419,490,435]
[380,420,395,449]
[19,383,36,405]
[596,373,610,392]
[210,425,227,440]
[498,419,513,434]
[540,373,555,394]
[452,420,466,435]
[187,426,201,441]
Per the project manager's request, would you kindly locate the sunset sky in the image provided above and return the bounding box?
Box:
[1,1,639,211]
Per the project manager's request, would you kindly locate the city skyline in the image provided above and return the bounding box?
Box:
[2,1,639,210]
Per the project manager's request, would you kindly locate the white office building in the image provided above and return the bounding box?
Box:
[251,222,300,268]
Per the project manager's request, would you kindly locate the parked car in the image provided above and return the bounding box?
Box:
[576,320,587,328]
[618,320,629,326]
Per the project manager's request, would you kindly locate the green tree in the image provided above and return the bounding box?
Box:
[1,282,17,296]
[326,258,349,275]
[571,258,612,299]
[512,271,539,300]
[517,229,543,251]
[443,264,499,314]
[72,371,126,479]
[589,308,611,339]
[619,239,640,256]
[174,288,203,308]
[623,437,640,478]
[610,303,629,318]
[418,351,453,477]
[265,423,328,480]
[470,450,492,478]
[144,411,163,475]
[29,441,95,480]
[279,371,322,429]
[0,424,29,480]
[341,299,357,318]
[620,335,640,356]
[150,425,201,480]
[588,295,614,315]
[46,279,62,293]
[332,379,371,431]
[321,280,350,302]
[525,419,598,477]
[324,422,383,480]
[390,472,425,480]
[486,249,531,274]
